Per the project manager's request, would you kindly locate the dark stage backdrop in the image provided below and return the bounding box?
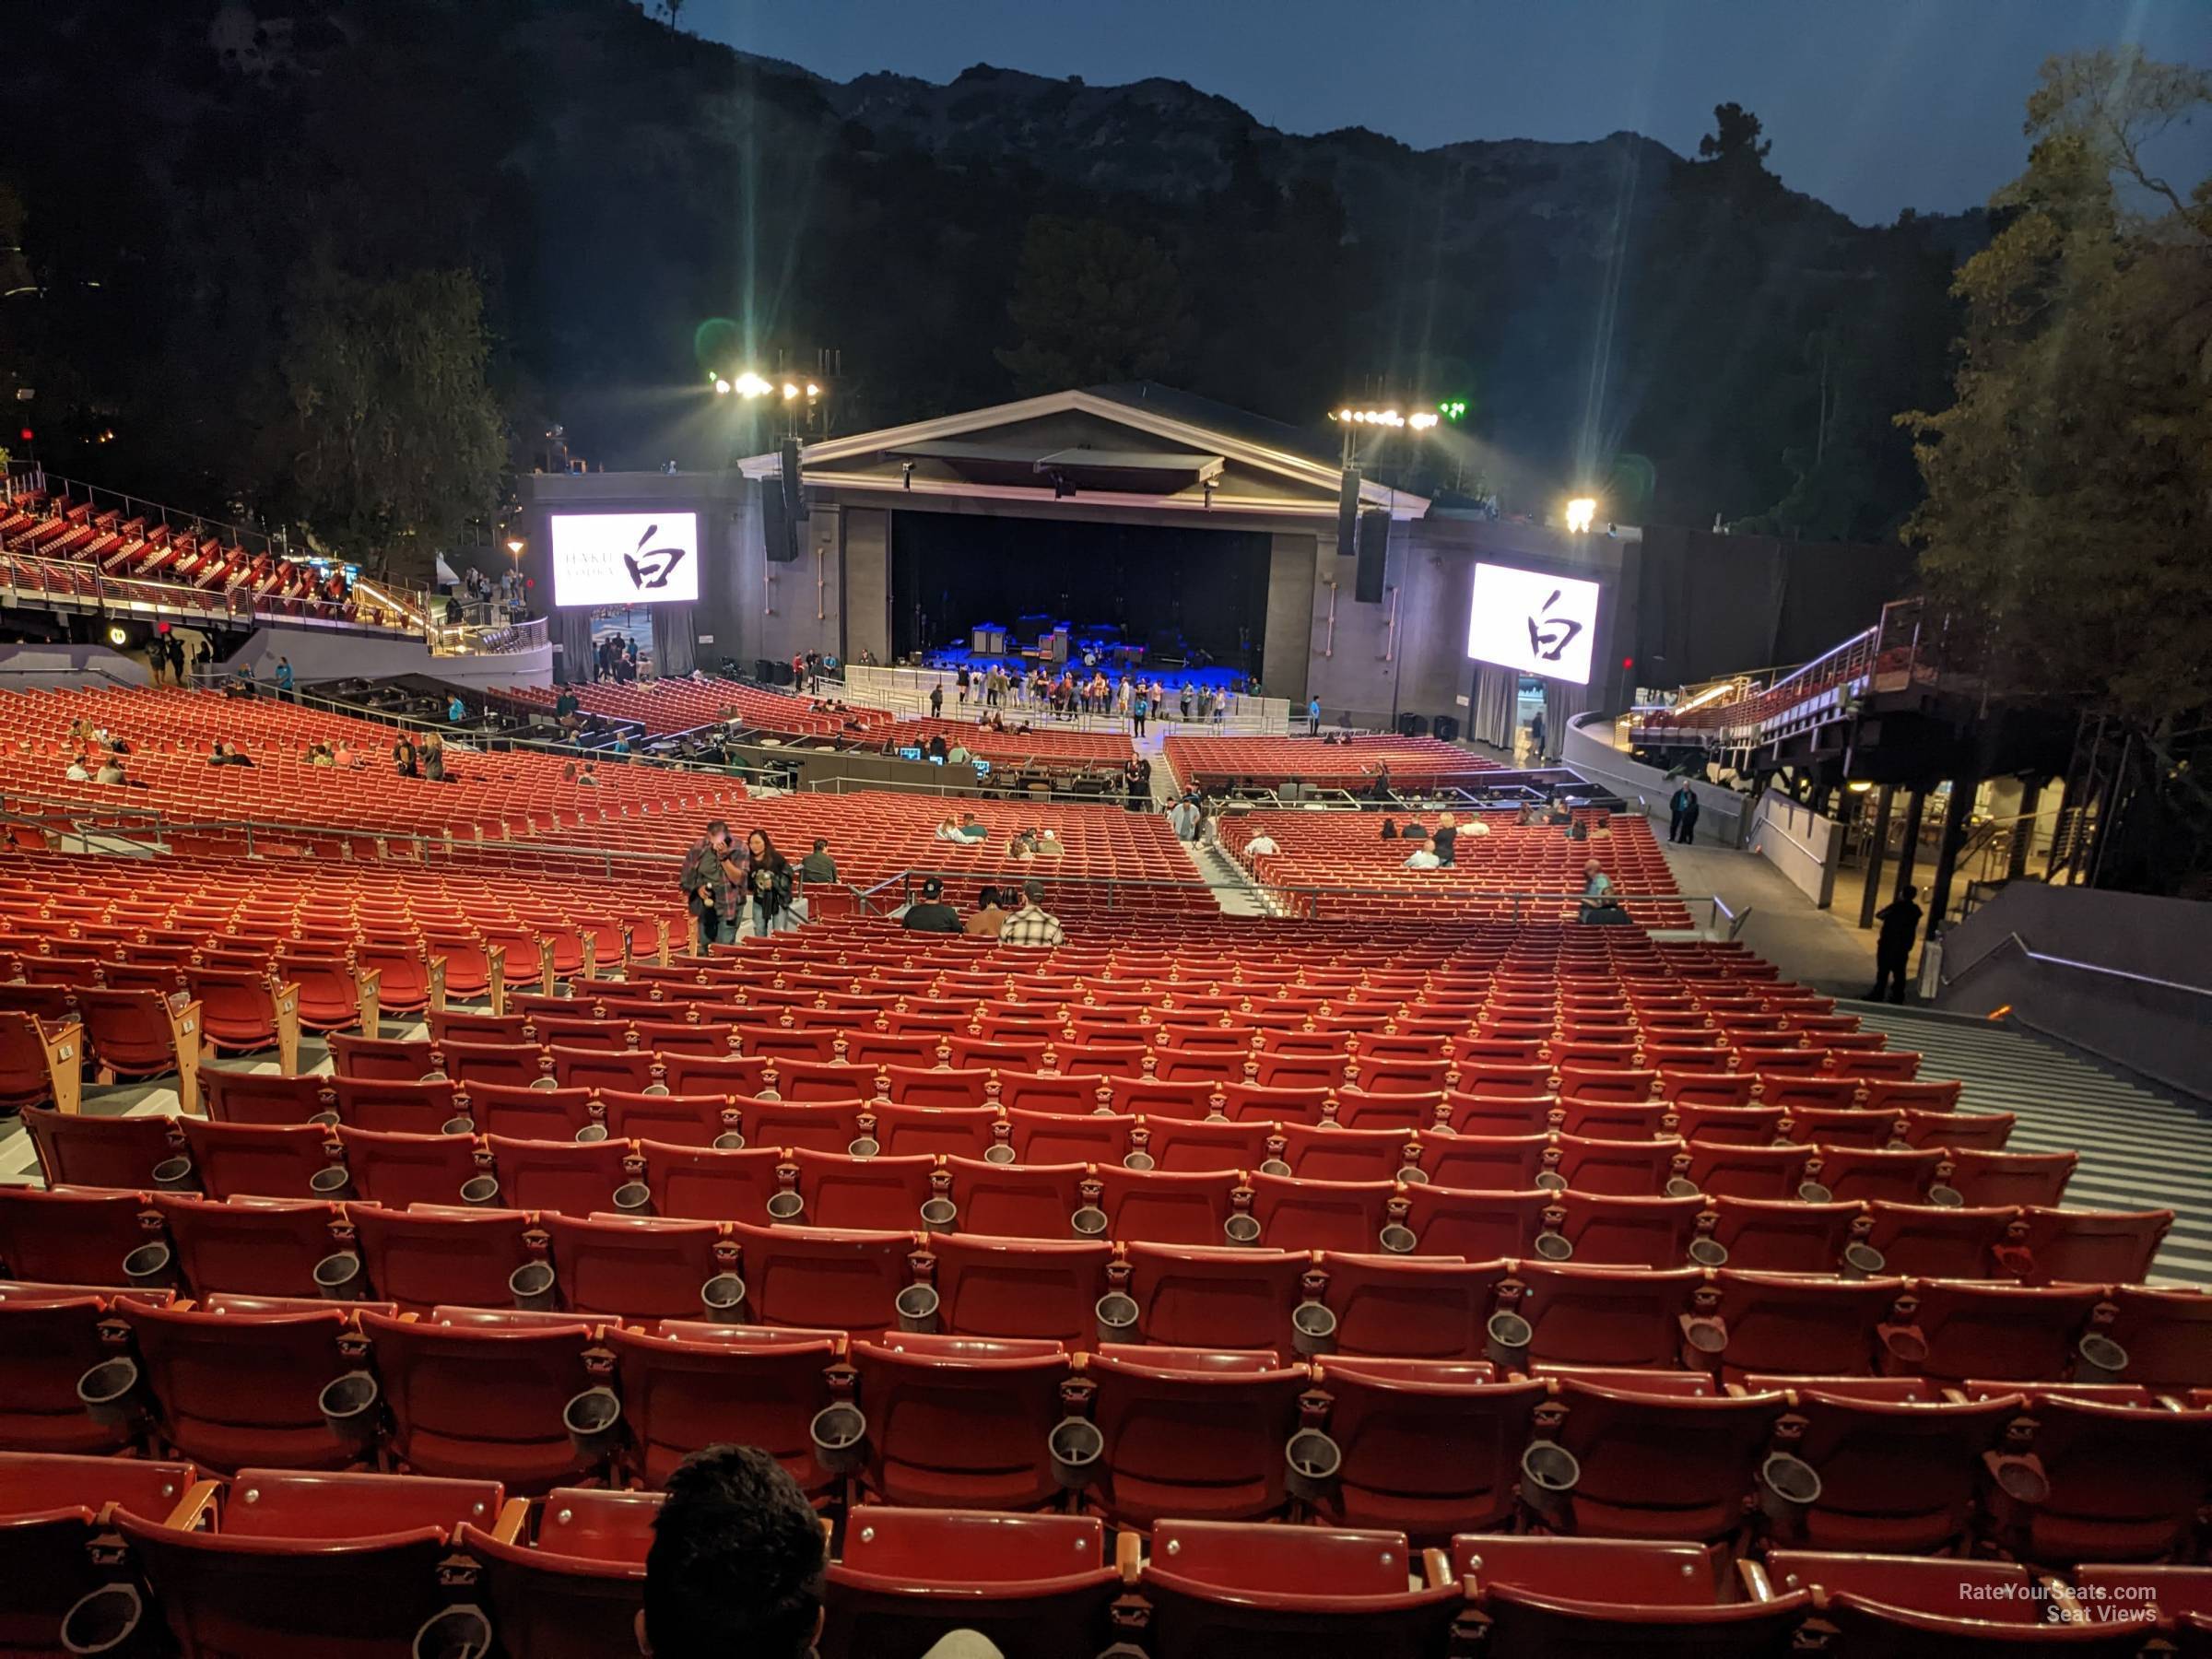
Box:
[890,512,1270,668]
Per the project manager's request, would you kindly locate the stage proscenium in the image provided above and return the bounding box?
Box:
[549,512,701,607]
[1468,560,1601,685]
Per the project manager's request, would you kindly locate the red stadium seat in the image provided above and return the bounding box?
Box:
[943,1157,1092,1241]
[1763,1551,2151,1654]
[1242,1171,1397,1254]
[1311,1252,1512,1362]
[1548,1191,1706,1268]
[24,1105,185,1190]
[461,1488,658,1659]
[178,1117,338,1201]
[332,1125,479,1210]
[606,1323,841,1494]
[1976,1391,2212,1566]
[542,1212,726,1323]
[482,1134,637,1216]
[1399,1183,1553,1260]
[639,1140,783,1225]
[0,1008,83,1115]
[76,988,206,1110]
[0,1290,151,1453]
[0,1449,199,1653]
[330,1075,462,1135]
[1134,1517,1462,1659]
[1110,1241,1305,1352]
[1701,1194,1864,1275]
[1881,1280,2108,1386]
[183,969,303,1068]
[1455,1535,1811,1659]
[1304,1359,1542,1542]
[359,1309,603,1493]
[1802,1144,1949,1205]
[725,1220,918,1334]
[1708,1270,1901,1384]
[1086,1165,1242,1249]
[1527,1377,1783,1541]
[2014,1207,2172,1286]
[1496,1262,1712,1374]
[866,1101,1001,1160]
[2097,1286,2212,1391]
[783,1147,938,1231]
[154,1193,341,1300]
[1860,1201,2024,1280]
[1078,1348,1309,1529]
[124,1298,372,1472]
[343,1203,535,1313]
[819,1508,1121,1659]
[923,1232,1113,1347]
[0,1185,160,1292]
[848,1333,1073,1512]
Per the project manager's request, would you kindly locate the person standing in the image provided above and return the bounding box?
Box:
[1132,685,1148,738]
[742,830,792,938]
[1669,782,1701,845]
[274,656,295,702]
[929,681,944,719]
[1431,812,1459,868]
[1307,695,1322,736]
[1528,708,1548,762]
[1868,885,1923,1005]
[681,820,736,955]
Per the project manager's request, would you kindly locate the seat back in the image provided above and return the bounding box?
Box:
[851,1335,1073,1511]
[128,1300,365,1472]
[926,1233,1113,1347]
[180,1117,336,1201]
[1084,1351,1309,1528]
[359,1310,601,1493]
[544,1213,723,1322]
[156,1194,340,1299]
[1312,1362,1546,1542]
[608,1324,840,1493]
[1544,1378,1784,1541]
[819,1509,1119,1659]
[1122,1242,1306,1352]
[334,1125,479,1210]
[344,1204,536,1313]
[726,1220,918,1333]
[24,1106,181,1189]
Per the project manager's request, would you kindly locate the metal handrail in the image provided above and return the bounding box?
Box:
[1941,930,2212,1002]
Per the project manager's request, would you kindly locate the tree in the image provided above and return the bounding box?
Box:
[1697,102,1771,168]
[1899,48,2212,732]
[1900,49,2212,892]
[277,264,506,580]
[995,217,1190,394]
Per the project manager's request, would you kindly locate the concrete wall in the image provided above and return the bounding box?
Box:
[0,641,152,688]
[1750,793,1841,908]
[841,508,891,667]
[227,628,552,689]
[1562,712,1751,846]
[1260,532,1316,701]
[1938,885,2212,1103]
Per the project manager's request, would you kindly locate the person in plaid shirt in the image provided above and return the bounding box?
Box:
[997,877,1065,947]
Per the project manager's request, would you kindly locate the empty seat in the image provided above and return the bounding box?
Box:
[1243,1171,1397,1254]
[0,1290,148,1453]
[1759,1383,2023,1554]
[1455,1535,1811,1659]
[819,1508,1121,1659]
[1139,1115,1272,1174]
[113,1467,505,1659]
[866,1101,1001,1160]
[607,1322,841,1494]
[1804,1144,1949,1205]
[2098,1286,2212,1391]
[943,1158,1092,1241]
[359,1309,602,1493]
[2015,1207,2172,1286]
[1134,1517,1462,1659]
[1764,1550,2154,1653]
[1501,1263,1712,1373]
[0,1449,198,1653]
[179,1117,337,1201]
[784,1147,938,1231]
[1418,1132,1550,1194]
[330,1075,463,1135]
[1882,1280,2108,1386]
[1270,1122,1418,1184]
[1979,1390,2212,1566]
[1312,1253,1512,1362]
[462,1080,597,1142]
[537,1211,724,1323]
[1671,1101,1786,1145]
[725,1220,918,1334]
[24,1106,184,1190]
[1709,1270,1901,1384]
[1529,1377,1783,1541]
[0,1008,82,1115]
[1549,1191,1706,1268]
[461,1488,658,1659]
[1306,1359,1544,1542]
[483,1135,636,1217]
[1679,1140,1813,1202]
[1701,1194,1862,1275]
[1088,1165,1241,1249]
[1079,1349,1309,1529]
[77,988,206,1112]
[124,1298,371,1472]
[328,1030,437,1080]
[924,1232,1113,1347]
[1899,1108,2014,1151]
[154,1193,341,1299]
[1399,1184,1552,1261]
[1002,1108,1131,1166]
[640,1140,782,1225]
[1861,1201,2024,1280]
[204,1067,335,1125]
[0,1185,158,1292]
[1549,1133,1686,1197]
[184,969,303,1068]
[1112,1242,1306,1352]
[333,1124,480,1210]
[344,1204,536,1313]
[849,1334,1073,1511]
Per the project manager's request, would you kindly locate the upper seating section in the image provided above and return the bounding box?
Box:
[0,687,747,845]
[505,677,890,739]
[1165,733,1502,792]
[1225,808,1688,925]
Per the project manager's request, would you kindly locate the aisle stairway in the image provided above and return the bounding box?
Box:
[1851,1003,2212,1288]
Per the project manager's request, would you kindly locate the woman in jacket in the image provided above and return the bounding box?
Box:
[743,829,794,937]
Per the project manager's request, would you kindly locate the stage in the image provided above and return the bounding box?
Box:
[917,642,1254,696]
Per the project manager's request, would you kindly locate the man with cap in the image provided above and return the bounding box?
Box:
[900,877,963,933]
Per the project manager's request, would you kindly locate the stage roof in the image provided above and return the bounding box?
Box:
[739,386,1426,523]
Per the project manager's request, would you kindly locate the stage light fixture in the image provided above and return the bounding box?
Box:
[806,382,821,397]
[1564,497,1598,534]
[506,538,524,556]
[782,382,800,400]
[107,625,127,647]
[1408,412,1440,430]
[712,378,732,396]
[732,371,772,398]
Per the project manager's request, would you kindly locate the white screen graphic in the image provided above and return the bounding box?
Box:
[549,512,700,607]
[1467,561,1601,685]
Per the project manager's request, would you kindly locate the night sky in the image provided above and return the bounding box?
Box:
[680,0,2212,226]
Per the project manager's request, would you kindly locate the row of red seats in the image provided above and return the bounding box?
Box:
[1163,732,1504,791]
[2,1184,2191,1389]
[12,1279,2212,1583]
[25,1451,2204,1659]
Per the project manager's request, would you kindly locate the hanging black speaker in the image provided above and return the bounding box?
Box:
[780,438,807,524]
[1335,467,1360,559]
[762,479,796,563]
[1354,511,1387,602]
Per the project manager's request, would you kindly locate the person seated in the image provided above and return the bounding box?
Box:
[1399,819,1428,843]
[393,735,419,777]
[579,759,600,786]
[964,884,1010,938]
[954,812,989,841]
[1242,830,1278,858]
[1567,816,1590,841]
[1036,828,1065,859]
[934,816,962,842]
[1380,818,1397,840]
[65,753,91,782]
[1404,846,1441,870]
[901,877,962,933]
[926,735,949,762]
[94,756,127,785]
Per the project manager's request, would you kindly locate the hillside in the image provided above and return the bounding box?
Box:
[0,0,1974,554]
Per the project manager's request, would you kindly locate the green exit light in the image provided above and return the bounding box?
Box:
[1438,399,1468,419]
